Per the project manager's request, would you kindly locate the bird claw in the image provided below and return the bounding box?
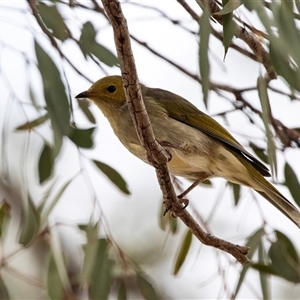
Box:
[163,198,189,217]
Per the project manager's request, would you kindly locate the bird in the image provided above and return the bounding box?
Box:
[76,75,300,228]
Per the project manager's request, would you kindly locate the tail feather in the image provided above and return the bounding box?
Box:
[253,178,300,228]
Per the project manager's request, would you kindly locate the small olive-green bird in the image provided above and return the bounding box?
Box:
[76,75,300,228]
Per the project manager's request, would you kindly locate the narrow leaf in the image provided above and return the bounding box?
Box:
[173,229,192,275]
[231,183,240,206]
[79,22,119,67]
[19,195,40,246]
[38,2,69,41]
[257,76,277,178]
[69,127,94,149]
[89,238,114,300]
[199,5,211,107]
[0,275,10,299]
[117,281,127,300]
[258,240,270,300]
[221,0,237,58]
[268,230,300,283]
[215,0,241,15]
[35,41,71,141]
[284,162,300,206]
[0,201,10,238]
[80,222,100,284]
[16,113,49,131]
[38,143,54,184]
[47,252,64,300]
[136,274,159,300]
[93,160,130,195]
[234,227,264,297]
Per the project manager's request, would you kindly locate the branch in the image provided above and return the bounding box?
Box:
[101,0,250,265]
[177,0,277,79]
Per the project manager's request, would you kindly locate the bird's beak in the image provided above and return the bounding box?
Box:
[75,91,89,99]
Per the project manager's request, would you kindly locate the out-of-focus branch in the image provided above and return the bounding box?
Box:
[101,0,250,265]
[177,0,277,79]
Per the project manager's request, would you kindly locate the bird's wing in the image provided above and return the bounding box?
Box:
[146,88,271,177]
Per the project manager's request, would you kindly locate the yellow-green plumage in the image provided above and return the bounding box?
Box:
[76,75,300,228]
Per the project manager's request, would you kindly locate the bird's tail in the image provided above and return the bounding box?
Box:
[254,177,300,228]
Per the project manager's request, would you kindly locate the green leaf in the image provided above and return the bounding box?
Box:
[77,99,96,124]
[250,263,276,275]
[234,227,264,297]
[284,162,300,206]
[173,229,192,275]
[35,41,71,154]
[48,228,72,299]
[199,5,211,108]
[92,43,120,68]
[269,41,300,92]
[117,281,127,300]
[80,222,100,284]
[0,275,10,299]
[38,143,54,184]
[269,230,300,283]
[89,238,114,300]
[258,240,270,300]
[257,76,277,178]
[47,252,64,300]
[19,195,40,246]
[136,274,159,300]
[37,2,69,41]
[215,0,241,15]
[69,127,94,149]
[231,183,240,206]
[79,22,119,67]
[220,0,237,58]
[0,201,10,238]
[16,113,49,131]
[93,160,130,195]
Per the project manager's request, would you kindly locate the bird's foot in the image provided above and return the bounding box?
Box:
[163,197,189,217]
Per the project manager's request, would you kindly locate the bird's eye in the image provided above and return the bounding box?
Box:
[107,85,116,93]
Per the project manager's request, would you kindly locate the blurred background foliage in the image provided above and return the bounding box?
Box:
[1,0,300,299]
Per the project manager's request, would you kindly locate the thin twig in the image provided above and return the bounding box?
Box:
[101,0,250,265]
[177,0,277,79]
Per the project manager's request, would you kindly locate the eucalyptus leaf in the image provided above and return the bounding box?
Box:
[19,195,40,246]
[284,162,300,206]
[136,274,159,300]
[173,229,192,275]
[258,241,270,300]
[37,2,69,41]
[38,143,54,184]
[80,222,99,284]
[93,160,130,195]
[16,113,49,131]
[35,41,72,145]
[89,238,114,300]
[257,76,277,178]
[220,0,237,59]
[234,227,264,297]
[79,22,119,67]
[0,275,10,300]
[69,127,95,149]
[199,5,211,108]
[117,281,127,300]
